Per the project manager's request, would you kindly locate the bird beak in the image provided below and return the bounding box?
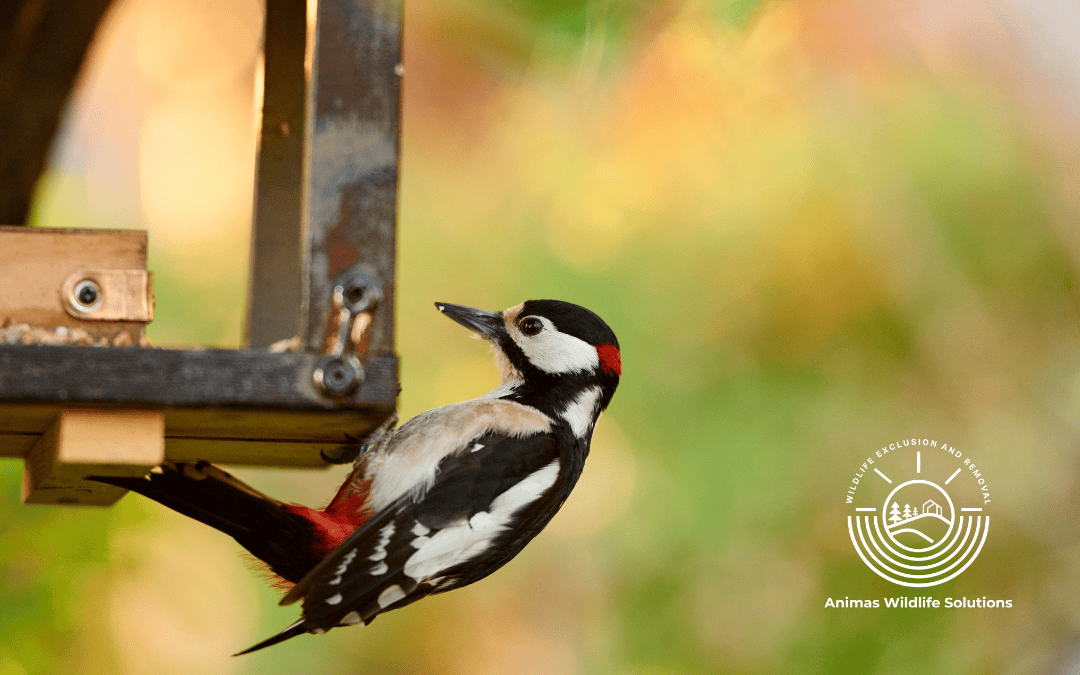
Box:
[435,303,506,340]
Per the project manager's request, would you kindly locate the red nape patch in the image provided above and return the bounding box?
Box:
[596,343,621,377]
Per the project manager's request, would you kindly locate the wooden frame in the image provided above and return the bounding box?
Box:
[0,0,403,505]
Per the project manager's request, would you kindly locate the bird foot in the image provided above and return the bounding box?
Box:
[320,413,399,465]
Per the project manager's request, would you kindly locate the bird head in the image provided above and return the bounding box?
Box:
[435,300,621,417]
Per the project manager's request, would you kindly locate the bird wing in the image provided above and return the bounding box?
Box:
[282,430,563,629]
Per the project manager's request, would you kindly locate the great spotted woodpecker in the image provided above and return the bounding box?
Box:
[96,300,621,654]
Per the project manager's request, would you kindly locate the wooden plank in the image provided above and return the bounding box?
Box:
[22,408,165,506]
[246,0,308,348]
[4,433,342,468]
[0,345,397,410]
[3,436,345,469]
[0,402,388,442]
[0,402,55,438]
[0,432,37,458]
[0,226,149,341]
[3,428,354,468]
[165,438,343,468]
[0,398,391,469]
[0,345,396,470]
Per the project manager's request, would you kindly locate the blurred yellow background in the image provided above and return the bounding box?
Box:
[5,0,1080,672]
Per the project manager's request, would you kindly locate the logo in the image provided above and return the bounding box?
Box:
[846,439,990,587]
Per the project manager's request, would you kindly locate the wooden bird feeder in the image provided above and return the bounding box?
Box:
[0,0,402,505]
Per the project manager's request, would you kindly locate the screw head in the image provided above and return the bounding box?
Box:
[345,285,365,306]
[314,355,363,396]
[334,268,383,314]
[72,279,102,310]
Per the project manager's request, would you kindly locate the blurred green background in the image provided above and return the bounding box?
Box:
[4,0,1080,672]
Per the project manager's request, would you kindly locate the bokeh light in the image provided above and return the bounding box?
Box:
[8,0,1080,673]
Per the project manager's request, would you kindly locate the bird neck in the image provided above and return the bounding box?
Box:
[486,374,611,439]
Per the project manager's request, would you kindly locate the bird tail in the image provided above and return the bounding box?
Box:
[233,619,310,656]
[90,461,321,583]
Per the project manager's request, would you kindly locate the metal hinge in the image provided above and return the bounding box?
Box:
[311,266,382,397]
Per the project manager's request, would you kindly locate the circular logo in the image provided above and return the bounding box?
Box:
[846,440,990,587]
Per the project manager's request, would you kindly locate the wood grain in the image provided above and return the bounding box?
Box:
[0,226,149,340]
[22,408,165,505]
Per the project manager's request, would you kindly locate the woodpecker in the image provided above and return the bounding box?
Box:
[95,300,621,654]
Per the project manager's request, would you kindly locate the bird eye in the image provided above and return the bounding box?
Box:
[519,317,543,336]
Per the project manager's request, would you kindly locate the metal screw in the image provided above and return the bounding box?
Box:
[335,268,382,314]
[73,279,102,310]
[313,355,363,397]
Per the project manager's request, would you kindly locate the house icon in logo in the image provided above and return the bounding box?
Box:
[923,499,942,517]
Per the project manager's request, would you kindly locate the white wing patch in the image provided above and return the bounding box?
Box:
[378,584,407,608]
[512,316,600,374]
[339,611,362,626]
[560,386,601,438]
[369,523,395,561]
[402,460,561,582]
[328,549,358,586]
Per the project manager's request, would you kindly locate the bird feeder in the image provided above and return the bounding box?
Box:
[0,0,402,505]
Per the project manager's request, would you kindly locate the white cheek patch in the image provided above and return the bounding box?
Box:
[402,460,561,581]
[513,317,600,374]
[561,386,601,438]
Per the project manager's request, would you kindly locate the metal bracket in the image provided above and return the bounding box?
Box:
[312,267,382,397]
[61,269,154,322]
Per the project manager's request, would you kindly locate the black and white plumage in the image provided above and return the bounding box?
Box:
[245,300,621,652]
[99,300,621,654]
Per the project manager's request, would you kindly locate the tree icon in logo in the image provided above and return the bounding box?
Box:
[889,502,901,524]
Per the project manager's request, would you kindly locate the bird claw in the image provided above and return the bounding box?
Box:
[320,413,399,465]
[320,444,359,465]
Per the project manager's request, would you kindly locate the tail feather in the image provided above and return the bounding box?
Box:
[233,620,309,656]
[90,461,321,583]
